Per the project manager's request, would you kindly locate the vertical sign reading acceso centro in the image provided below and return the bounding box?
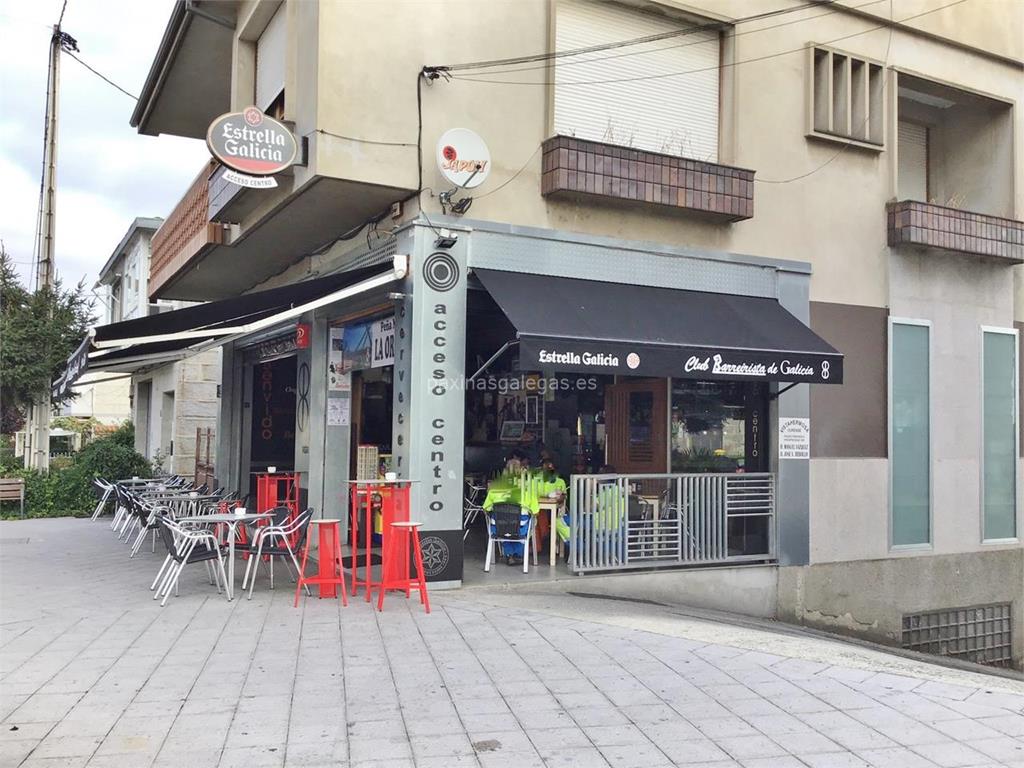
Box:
[206,107,298,176]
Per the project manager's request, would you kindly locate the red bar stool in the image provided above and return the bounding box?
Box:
[376,521,430,613]
[295,519,349,607]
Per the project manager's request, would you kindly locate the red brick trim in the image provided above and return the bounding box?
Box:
[887,200,1024,264]
[540,136,754,223]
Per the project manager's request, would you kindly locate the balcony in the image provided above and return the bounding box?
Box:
[888,73,1020,264]
[150,162,227,300]
[887,201,1024,265]
[541,136,754,223]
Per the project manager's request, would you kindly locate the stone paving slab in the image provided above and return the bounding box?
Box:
[1,518,1022,768]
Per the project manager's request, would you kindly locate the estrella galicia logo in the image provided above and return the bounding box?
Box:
[422,252,459,292]
[420,535,450,578]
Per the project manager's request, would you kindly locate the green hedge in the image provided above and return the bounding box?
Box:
[1,423,151,519]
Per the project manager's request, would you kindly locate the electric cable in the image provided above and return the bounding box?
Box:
[65,50,138,100]
[446,0,970,87]
[449,0,893,78]
[313,128,416,147]
[757,0,896,184]
[434,1,835,73]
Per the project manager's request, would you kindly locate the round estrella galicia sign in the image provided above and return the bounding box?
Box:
[626,352,641,370]
[436,128,491,189]
[419,536,450,578]
[206,107,298,176]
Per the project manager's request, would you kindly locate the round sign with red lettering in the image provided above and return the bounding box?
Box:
[436,128,491,189]
[206,108,298,176]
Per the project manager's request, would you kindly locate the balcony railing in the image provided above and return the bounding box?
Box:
[568,472,776,574]
[887,200,1024,265]
[149,161,226,299]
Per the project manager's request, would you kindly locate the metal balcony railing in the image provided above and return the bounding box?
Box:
[568,472,776,574]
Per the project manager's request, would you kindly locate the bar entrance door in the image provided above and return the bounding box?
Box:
[604,378,667,474]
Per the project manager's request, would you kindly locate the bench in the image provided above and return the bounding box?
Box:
[0,478,26,517]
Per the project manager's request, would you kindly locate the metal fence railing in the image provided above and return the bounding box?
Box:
[567,472,776,574]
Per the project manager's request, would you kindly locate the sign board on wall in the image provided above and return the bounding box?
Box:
[206,107,298,176]
[778,417,810,460]
[371,316,395,368]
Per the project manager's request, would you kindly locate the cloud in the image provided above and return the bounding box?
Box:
[0,0,211,290]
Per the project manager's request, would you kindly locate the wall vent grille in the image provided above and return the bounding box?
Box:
[902,603,1012,667]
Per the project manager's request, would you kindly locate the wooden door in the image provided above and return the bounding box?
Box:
[604,378,668,474]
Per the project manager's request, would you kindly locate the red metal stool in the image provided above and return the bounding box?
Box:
[376,521,430,613]
[295,519,349,607]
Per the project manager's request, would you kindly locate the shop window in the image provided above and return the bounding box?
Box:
[982,328,1018,541]
[670,381,766,473]
[809,45,884,147]
[889,319,930,547]
[553,0,721,161]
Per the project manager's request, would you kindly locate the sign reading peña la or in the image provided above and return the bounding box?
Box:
[206,106,298,177]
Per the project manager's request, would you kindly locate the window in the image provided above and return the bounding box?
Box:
[809,45,884,147]
[670,381,767,473]
[982,328,1018,541]
[554,0,720,161]
[890,320,931,547]
[897,120,929,201]
[255,3,286,111]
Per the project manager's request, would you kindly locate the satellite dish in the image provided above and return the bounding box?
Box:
[436,128,491,189]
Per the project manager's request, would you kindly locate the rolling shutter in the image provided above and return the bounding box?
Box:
[255,4,286,110]
[554,0,720,162]
[897,120,928,201]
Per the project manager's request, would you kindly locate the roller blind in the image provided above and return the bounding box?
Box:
[897,120,928,201]
[255,4,286,111]
[554,0,720,162]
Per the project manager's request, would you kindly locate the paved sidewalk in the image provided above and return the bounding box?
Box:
[1,518,1022,768]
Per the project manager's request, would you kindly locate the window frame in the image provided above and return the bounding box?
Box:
[888,316,934,551]
[980,325,1020,545]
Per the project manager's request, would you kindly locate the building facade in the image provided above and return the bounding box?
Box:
[92,217,221,476]
[117,0,1021,666]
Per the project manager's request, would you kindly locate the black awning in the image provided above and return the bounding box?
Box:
[474,269,843,384]
[93,263,390,345]
[54,261,405,397]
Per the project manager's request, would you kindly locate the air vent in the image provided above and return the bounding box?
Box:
[902,603,1012,667]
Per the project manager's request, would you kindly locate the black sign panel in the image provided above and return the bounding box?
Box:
[53,336,92,400]
[519,336,842,385]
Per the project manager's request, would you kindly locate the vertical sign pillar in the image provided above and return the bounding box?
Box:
[391,228,467,585]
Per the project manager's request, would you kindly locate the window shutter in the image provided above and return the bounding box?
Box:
[255,5,286,111]
[554,0,720,161]
[897,121,928,201]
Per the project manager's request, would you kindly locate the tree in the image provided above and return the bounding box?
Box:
[0,245,94,431]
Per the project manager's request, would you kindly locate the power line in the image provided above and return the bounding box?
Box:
[452,0,893,78]
[313,128,416,148]
[57,0,68,26]
[447,0,970,86]
[758,0,896,184]
[65,50,138,100]
[433,1,834,73]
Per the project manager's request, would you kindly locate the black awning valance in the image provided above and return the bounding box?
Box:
[474,269,842,385]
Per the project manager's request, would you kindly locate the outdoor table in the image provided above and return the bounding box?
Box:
[178,512,273,600]
[537,496,566,566]
[295,519,348,606]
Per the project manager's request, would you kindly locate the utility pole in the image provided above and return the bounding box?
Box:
[25,25,76,471]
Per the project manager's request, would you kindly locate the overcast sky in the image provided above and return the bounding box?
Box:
[0,0,210,293]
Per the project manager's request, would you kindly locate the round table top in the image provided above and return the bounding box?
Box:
[310,518,341,524]
[390,521,422,528]
[179,512,274,524]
